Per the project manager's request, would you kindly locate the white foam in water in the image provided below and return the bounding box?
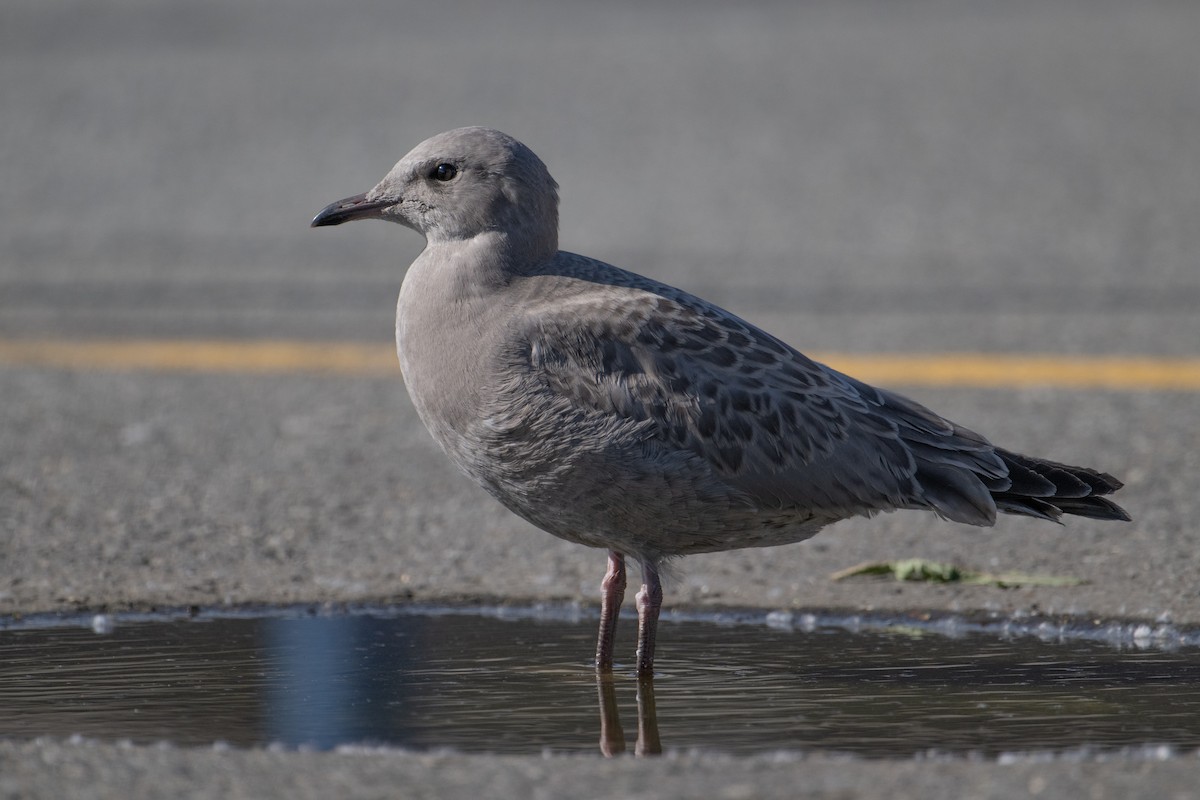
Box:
[5,601,1200,655]
[929,616,965,639]
[764,610,794,630]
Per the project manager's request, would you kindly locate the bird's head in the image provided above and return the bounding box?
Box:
[311,127,559,256]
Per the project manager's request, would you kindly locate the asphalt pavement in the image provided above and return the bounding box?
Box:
[1,0,1198,797]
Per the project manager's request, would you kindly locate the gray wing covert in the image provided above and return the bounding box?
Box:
[513,287,1006,523]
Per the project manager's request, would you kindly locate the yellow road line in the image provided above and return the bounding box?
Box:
[0,338,1197,391]
[0,338,398,375]
[822,354,1200,392]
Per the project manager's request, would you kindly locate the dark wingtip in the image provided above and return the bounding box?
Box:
[1055,496,1133,522]
[992,449,1132,523]
[1104,498,1133,522]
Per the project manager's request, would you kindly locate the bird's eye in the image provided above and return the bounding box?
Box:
[432,163,458,182]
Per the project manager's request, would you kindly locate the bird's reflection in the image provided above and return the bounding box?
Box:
[596,674,662,757]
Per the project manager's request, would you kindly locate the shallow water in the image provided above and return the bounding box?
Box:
[1,606,1198,758]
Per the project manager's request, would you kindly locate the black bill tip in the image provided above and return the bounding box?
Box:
[310,192,393,227]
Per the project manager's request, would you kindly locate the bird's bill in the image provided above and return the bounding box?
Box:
[310,192,394,227]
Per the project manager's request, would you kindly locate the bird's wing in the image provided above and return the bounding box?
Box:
[505,268,1010,526]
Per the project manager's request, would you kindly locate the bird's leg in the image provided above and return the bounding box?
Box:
[596,550,626,673]
[634,560,663,678]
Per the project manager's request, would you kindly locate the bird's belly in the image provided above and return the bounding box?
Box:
[440,411,828,559]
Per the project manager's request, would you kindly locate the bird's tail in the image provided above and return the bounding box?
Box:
[990,449,1131,523]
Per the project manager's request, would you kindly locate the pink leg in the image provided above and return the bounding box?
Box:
[635,560,663,678]
[596,550,626,673]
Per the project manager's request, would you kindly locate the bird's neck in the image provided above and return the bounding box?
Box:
[426,228,557,281]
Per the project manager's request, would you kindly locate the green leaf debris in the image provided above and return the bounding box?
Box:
[829,558,1084,588]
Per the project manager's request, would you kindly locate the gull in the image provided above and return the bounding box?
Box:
[312,127,1129,677]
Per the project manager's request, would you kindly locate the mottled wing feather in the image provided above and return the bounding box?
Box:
[514,259,1008,525]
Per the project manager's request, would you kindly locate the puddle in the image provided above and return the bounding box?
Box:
[2,606,1200,758]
